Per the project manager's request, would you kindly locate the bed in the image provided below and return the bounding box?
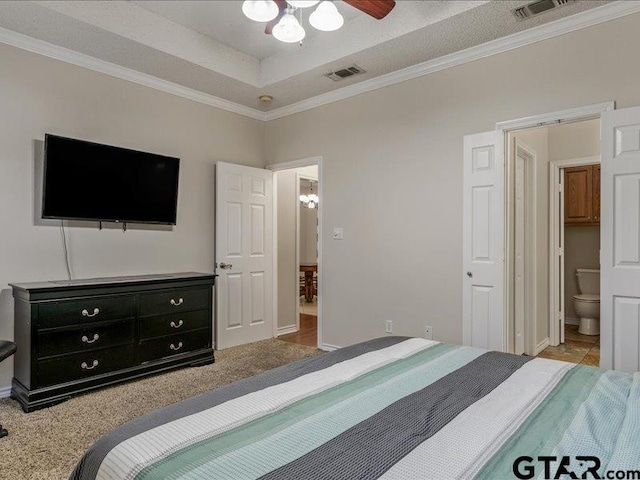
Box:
[72,337,640,480]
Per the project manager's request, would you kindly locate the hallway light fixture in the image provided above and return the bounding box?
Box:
[300,181,319,209]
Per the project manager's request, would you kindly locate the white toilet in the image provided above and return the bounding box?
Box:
[573,268,600,336]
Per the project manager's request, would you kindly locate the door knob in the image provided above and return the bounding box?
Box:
[219,262,233,269]
[467,272,473,278]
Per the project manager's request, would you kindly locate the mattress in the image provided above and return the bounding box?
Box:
[71,337,640,480]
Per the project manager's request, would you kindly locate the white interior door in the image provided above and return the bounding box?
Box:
[463,131,505,351]
[601,107,640,371]
[216,162,273,350]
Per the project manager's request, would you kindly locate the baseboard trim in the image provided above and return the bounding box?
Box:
[319,343,339,352]
[276,325,298,336]
[565,317,580,326]
[0,386,11,399]
[535,338,550,356]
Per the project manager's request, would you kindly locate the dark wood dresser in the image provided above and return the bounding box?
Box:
[10,272,215,412]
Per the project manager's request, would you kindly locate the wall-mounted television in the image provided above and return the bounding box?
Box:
[42,134,180,225]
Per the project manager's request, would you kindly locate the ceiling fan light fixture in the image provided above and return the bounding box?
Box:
[272,9,306,43]
[242,0,279,22]
[287,1,320,8]
[309,1,344,32]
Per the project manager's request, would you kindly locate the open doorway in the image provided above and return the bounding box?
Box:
[507,119,601,365]
[272,162,321,348]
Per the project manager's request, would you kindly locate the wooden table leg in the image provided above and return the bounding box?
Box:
[305,271,314,303]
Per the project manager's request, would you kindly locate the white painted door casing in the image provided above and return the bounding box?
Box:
[601,107,640,372]
[215,162,273,350]
[463,131,505,352]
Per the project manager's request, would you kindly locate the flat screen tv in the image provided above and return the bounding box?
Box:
[42,134,180,225]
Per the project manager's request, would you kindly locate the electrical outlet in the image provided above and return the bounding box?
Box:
[424,325,433,340]
[385,320,393,334]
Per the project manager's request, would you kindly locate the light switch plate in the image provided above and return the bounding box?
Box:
[333,227,344,240]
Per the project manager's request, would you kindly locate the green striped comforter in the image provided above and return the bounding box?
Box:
[72,337,640,480]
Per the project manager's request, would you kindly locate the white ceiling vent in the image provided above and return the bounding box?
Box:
[325,64,366,81]
[512,0,575,20]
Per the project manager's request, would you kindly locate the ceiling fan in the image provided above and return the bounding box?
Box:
[242,0,396,43]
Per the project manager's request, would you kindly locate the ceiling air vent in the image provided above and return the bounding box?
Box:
[325,64,366,81]
[511,0,575,20]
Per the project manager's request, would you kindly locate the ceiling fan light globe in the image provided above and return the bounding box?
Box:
[287,1,320,7]
[273,11,306,43]
[242,0,279,22]
[309,1,344,32]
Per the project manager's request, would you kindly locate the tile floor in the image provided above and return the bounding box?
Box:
[537,324,600,366]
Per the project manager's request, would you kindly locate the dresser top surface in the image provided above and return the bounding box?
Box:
[10,272,215,292]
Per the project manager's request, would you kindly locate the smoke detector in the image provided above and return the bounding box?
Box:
[512,0,575,20]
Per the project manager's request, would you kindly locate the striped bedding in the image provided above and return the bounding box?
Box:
[71,337,640,480]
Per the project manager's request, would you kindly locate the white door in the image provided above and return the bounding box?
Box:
[463,131,505,351]
[601,107,640,371]
[216,162,273,350]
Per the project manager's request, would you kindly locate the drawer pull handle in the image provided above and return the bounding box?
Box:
[82,334,100,344]
[170,342,183,351]
[81,360,99,370]
[170,320,184,329]
[170,298,184,306]
[82,308,100,318]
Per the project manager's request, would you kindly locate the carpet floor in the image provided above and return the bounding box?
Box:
[0,339,322,480]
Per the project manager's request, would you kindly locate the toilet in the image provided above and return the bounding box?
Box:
[573,268,600,336]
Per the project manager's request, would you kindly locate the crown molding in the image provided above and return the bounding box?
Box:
[263,1,640,121]
[0,27,267,121]
[0,1,638,123]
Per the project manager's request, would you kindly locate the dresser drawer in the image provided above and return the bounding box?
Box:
[37,345,134,388]
[37,320,134,359]
[39,296,135,328]
[138,288,210,317]
[138,329,210,364]
[139,310,210,340]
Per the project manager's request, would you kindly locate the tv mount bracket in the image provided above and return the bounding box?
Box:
[97,221,127,232]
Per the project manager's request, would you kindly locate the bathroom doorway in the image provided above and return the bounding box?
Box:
[507,118,601,365]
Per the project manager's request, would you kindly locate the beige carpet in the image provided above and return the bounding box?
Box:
[0,339,322,480]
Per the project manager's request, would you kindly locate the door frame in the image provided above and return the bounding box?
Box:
[511,139,537,356]
[267,156,325,350]
[548,156,601,346]
[296,171,319,333]
[495,101,613,353]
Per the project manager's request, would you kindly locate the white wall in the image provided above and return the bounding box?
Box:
[0,43,265,390]
[264,13,640,349]
[276,167,319,331]
[299,181,318,264]
[276,170,297,330]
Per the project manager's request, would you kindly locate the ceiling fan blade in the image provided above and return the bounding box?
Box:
[342,0,396,20]
[265,0,288,34]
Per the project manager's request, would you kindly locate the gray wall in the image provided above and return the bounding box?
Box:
[264,13,640,349]
[0,43,265,390]
[276,170,297,331]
